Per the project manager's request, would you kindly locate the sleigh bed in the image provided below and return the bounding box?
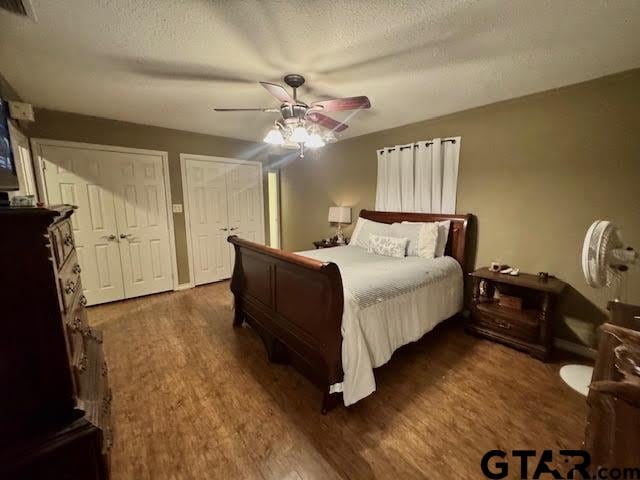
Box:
[228,209,471,412]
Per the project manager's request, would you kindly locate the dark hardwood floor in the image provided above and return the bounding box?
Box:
[88,281,588,480]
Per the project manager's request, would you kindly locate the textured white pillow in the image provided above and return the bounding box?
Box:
[351,218,392,249]
[402,220,451,257]
[367,234,408,258]
[418,222,439,258]
[390,223,420,256]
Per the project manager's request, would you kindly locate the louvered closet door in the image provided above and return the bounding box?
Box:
[109,152,174,298]
[40,146,125,305]
[184,159,232,285]
[226,163,265,268]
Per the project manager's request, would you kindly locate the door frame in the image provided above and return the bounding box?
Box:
[180,153,265,288]
[8,121,38,199]
[31,138,180,291]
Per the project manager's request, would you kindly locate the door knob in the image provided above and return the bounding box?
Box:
[103,234,117,241]
[219,227,228,231]
[120,233,132,239]
[229,227,238,231]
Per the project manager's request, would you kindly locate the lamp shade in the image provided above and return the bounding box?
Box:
[328,206,351,224]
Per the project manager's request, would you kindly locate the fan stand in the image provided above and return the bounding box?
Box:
[559,364,593,396]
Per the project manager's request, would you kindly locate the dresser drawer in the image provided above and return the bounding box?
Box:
[76,336,112,448]
[58,253,82,313]
[50,219,76,270]
[471,306,539,343]
[58,219,76,263]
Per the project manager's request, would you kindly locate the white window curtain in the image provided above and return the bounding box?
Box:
[375,137,461,214]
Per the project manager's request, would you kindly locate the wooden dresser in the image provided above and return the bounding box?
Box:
[0,206,111,479]
[585,302,640,475]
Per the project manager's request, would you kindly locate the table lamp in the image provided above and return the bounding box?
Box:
[328,206,351,244]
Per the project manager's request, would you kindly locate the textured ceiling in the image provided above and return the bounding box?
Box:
[1,0,640,142]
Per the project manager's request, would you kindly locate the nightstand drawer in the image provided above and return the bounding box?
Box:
[471,305,539,343]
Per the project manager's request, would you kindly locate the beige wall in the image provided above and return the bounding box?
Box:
[280,69,640,346]
[26,109,268,285]
[0,72,21,101]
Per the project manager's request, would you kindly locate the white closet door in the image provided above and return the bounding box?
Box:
[110,152,174,298]
[226,163,264,268]
[184,159,231,285]
[40,146,125,305]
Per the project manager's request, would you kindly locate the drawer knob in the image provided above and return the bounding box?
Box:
[79,295,87,307]
[64,234,74,246]
[72,263,82,274]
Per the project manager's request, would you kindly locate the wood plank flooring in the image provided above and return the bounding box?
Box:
[88,282,588,480]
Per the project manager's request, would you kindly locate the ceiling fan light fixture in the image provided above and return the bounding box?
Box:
[264,127,284,145]
[305,133,325,149]
[290,126,310,143]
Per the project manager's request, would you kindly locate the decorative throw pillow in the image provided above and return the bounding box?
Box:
[367,234,409,258]
[351,218,393,249]
[402,220,451,257]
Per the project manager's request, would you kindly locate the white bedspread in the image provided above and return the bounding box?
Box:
[298,245,463,406]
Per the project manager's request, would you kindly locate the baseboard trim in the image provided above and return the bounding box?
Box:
[175,283,194,291]
[553,338,597,360]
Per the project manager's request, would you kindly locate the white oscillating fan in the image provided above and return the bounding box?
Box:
[560,220,638,395]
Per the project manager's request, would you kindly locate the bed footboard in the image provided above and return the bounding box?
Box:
[227,236,344,412]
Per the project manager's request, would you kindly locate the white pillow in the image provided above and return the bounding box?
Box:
[367,234,408,258]
[391,222,437,258]
[402,220,451,257]
[351,218,392,249]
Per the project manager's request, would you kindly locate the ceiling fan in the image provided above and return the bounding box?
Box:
[214,74,371,157]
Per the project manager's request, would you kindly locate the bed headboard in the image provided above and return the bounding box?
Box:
[359,210,472,271]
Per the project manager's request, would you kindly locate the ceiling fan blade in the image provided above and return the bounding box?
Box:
[260,82,295,104]
[310,96,371,112]
[214,108,280,112]
[307,112,349,132]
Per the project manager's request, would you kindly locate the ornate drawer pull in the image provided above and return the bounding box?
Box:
[69,317,83,333]
[103,427,113,451]
[101,361,108,377]
[63,234,74,246]
[82,327,103,344]
[494,319,511,329]
[72,263,82,274]
[65,279,76,295]
[79,295,87,307]
[77,354,88,372]
[101,390,113,415]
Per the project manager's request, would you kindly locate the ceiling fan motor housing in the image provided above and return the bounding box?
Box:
[280,103,308,124]
[283,74,306,89]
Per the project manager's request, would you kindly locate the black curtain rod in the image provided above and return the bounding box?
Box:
[380,139,457,153]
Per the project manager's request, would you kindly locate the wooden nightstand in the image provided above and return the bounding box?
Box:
[466,268,566,360]
[313,238,348,249]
